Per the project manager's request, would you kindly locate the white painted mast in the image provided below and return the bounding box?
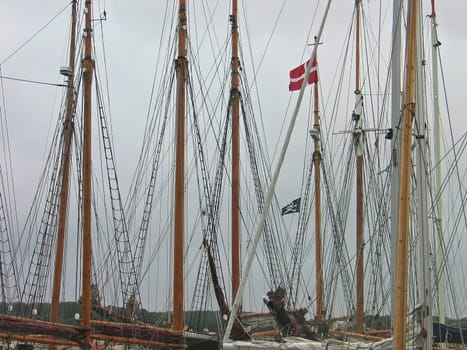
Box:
[414,2,433,347]
[430,1,446,326]
[390,0,402,329]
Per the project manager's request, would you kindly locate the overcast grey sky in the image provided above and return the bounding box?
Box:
[1,1,465,200]
[1,1,465,315]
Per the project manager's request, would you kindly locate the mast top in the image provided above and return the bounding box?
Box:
[430,0,436,18]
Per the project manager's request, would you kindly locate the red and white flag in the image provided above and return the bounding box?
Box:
[288,58,318,91]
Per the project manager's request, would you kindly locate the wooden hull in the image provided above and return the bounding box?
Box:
[0,315,220,349]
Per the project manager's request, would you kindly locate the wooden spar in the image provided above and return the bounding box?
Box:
[0,315,186,348]
[249,330,280,338]
[82,0,94,346]
[90,320,186,346]
[231,0,241,308]
[90,334,187,349]
[394,0,418,347]
[312,43,323,323]
[0,332,185,350]
[329,330,385,342]
[0,315,83,343]
[0,333,79,347]
[50,0,77,334]
[390,0,402,328]
[354,0,365,334]
[173,0,187,339]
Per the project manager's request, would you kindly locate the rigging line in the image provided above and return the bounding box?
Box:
[17,96,65,274]
[242,107,290,271]
[361,11,381,132]
[438,49,466,229]
[440,196,466,291]
[195,0,224,68]
[0,2,73,66]
[321,12,354,155]
[241,0,286,81]
[124,4,176,212]
[436,208,465,326]
[240,96,285,289]
[0,68,22,269]
[0,75,66,88]
[428,135,466,225]
[240,0,297,166]
[186,72,225,315]
[93,6,113,145]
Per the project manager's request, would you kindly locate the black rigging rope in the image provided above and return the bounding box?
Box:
[0,75,66,88]
[0,2,73,66]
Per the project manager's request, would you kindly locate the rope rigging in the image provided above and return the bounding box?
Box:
[0,75,22,308]
[0,2,73,66]
[173,1,292,325]
[286,147,314,309]
[21,119,66,315]
[0,189,20,308]
[186,31,230,309]
[240,94,286,291]
[132,73,176,291]
[94,76,141,317]
[188,73,227,330]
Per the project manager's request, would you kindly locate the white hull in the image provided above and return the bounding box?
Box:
[224,306,422,350]
[223,337,323,350]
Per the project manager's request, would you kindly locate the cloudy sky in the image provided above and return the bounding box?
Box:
[1,1,466,315]
[1,0,465,196]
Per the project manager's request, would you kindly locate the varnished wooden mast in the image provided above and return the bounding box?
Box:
[394,0,418,347]
[231,0,241,307]
[390,0,402,328]
[82,0,94,346]
[354,0,365,334]
[173,0,187,339]
[312,46,323,323]
[49,2,77,336]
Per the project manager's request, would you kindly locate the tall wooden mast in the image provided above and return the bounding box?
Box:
[354,0,365,334]
[390,0,402,328]
[50,0,77,334]
[82,0,94,346]
[394,0,418,347]
[311,44,323,323]
[231,0,241,307]
[173,0,187,339]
